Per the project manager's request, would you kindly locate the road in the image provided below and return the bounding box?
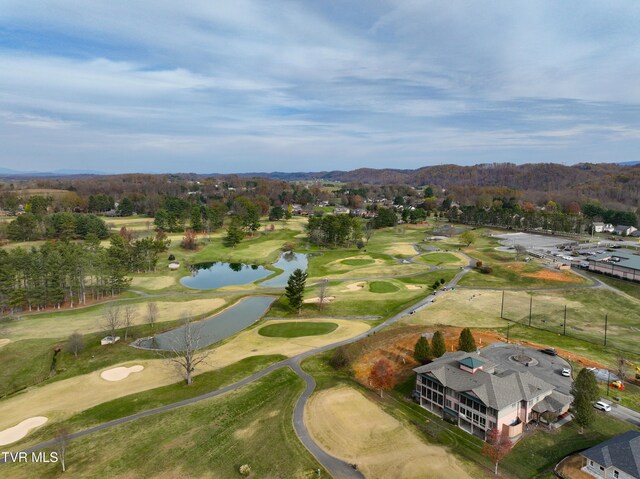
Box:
[599,399,640,428]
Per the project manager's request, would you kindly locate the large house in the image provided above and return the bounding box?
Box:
[581,431,640,479]
[592,222,614,233]
[413,351,572,441]
[587,249,640,282]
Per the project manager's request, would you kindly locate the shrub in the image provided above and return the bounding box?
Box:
[475,260,483,268]
[239,464,251,476]
[281,241,296,252]
[479,265,493,274]
[168,254,175,261]
[329,346,353,370]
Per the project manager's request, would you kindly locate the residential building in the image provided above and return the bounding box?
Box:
[612,225,637,236]
[413,351,571,441]
[587,249,640,281]
[592,222,614,233]
[581,431,640,479]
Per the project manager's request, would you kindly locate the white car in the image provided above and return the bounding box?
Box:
[594,401,611,412]
[561,368,571,377]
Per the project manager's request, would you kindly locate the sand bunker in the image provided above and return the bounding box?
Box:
[405,284,422,291]
[100,365,145,382]
[0,417,48,446]
[303,296,335,304]
[341,282,366,292]
[0,338,10,348]
[305,387,473,479]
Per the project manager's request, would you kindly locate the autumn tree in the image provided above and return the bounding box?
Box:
[369,358,396,397]
[457,328,477,352]
[482,428,512,475]
[460,230,476,247]
[431,330,446,358]
[181,229,198,250]
[414,336,431,364]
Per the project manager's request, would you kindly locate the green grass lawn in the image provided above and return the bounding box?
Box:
[369,280,400,293]
[398,269,457,285]
[590,273,640,300]
[4,368,323,479]
[459,261,588,289]
[502,415,634,479]
[418,252,464,266]
[258,322,338,338]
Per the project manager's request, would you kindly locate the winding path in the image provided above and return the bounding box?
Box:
[2,259,471,477]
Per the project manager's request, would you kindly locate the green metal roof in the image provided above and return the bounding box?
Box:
[459,357,484,369]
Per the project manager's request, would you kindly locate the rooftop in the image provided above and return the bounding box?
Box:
[459,357,484,369]
[582,431,640,478]
[589,248,640,271]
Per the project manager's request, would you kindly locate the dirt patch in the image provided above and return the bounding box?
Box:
[385,243,418,256]
[0,338,10,348]
[303,296,335,304]
[305,386,472,479]
[352,327,502,385]
[505,263,584,283]
[405,284,422,291]
[556,454,592,479]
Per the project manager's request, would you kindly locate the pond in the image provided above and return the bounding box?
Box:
[136,295,276,351]
[180,252,308,290]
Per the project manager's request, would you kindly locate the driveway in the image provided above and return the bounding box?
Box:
[479,343,573,395]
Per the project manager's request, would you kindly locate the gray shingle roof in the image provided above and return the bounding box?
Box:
[582,431,640,478]
[413,351,554,410]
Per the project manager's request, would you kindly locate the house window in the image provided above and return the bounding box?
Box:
[589,460,593,467]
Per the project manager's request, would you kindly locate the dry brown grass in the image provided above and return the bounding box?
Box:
[305,386,473,479]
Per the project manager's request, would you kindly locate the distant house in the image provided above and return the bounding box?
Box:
[413,351,572,441]
[613,225,637,236]
[333,207,350,215]
[581,431,640,479]
[592,222,614,233]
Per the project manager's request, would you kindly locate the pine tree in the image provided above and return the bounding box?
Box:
[572,394,595,433]
[571,368,599,403]
[414,336,431,364]
[285,268,308,314]
[223,217,244,247]
[431,330,446,358]
[458,328,477,352]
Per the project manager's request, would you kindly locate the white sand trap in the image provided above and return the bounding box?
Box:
[100,365,145,382]
[0,338,10,348]
[341,282,366,292]
[0,417,48,446]
[303,296,335,304]
[405,284,422,291]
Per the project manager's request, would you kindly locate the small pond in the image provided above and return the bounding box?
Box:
[180,252,308,290]
[136,295,276,351]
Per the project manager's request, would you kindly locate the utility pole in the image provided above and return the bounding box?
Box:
[528,295,533,327]
[607,370,611,397]
[604,314,608,346]
[500,290,505,319]
[506,322,511,344]
[563,305,567,336]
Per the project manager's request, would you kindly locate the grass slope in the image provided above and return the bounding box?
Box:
[4,368,322,479]
[258,322,338,338]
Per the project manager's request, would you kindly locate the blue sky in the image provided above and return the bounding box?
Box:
[1,1,639,173]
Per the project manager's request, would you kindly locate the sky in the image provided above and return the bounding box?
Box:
[1,1,639,174]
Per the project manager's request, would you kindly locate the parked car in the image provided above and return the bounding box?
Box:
[594,401,611,412]
[561,368,571,377]
[540,348,557,356]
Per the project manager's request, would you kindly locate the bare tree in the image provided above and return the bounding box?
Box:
[55,426,70,472]
[514,244,527,261]
[617,355,628,383]
[317,279,329,310]
[100,304,121,341]
[364,222,374,245]
[123,305,137,340]
[65,331,84,358]
[146,302,158,330]
[162,314,210,385]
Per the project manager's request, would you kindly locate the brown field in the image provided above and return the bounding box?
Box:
[305,386,474,479]
[505,263,585,283]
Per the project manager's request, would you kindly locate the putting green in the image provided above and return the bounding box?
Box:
[369,281,400,293]
[258,322,339,338]
[341,258,376,266]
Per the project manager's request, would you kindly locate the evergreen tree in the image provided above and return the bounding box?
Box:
[572,394,595,433]
[414,336,431,364]
[431,330,446,358]
[285,268,308,314]
[458,328,477,352]
[571,368,599,403]
[223,216,244,247]
[118,197,134,216]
